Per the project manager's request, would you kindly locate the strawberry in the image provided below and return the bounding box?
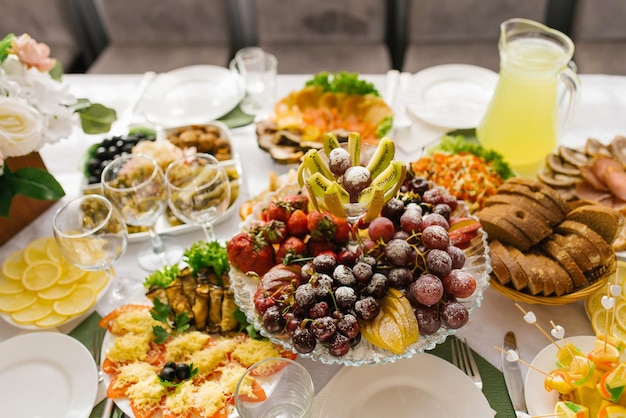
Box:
[250,220,287,244]
[276,236,307,264]
[286,209,309,237]
[263,201,291,222]
[307,210,337,242]
[331,214,351,244]
[227,231,276,276]
[307,240,336,257]
[283,194,309,212]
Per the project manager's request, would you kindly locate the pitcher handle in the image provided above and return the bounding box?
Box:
[559,60,581,128]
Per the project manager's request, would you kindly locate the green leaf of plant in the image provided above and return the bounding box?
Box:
[152,325,170,344]
[0,33,15,63]
[12,168,65,200]
[76,103,117,134]
[150,297,171,323]
[49,61,63,81]
[174,312,190,333]
[0,174,14,218]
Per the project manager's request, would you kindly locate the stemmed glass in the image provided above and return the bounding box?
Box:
[52,194,128,304]
[165,153,231,242]
[101,153,183,271]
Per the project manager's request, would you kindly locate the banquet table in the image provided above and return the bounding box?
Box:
[1,72,626,417]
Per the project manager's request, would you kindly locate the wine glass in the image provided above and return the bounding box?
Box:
[165,153,231,242]
[101,153,183,271]
[52,194,128,304]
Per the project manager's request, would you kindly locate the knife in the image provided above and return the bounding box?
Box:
[502,331,528,415]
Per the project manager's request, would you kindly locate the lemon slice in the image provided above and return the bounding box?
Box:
[81,270,109,293]
[10,299,55,324]
[0,275,25,295]
[2,250,27,280]
[585,290,603,317]
[22,260,61,291]
[0,291,37,313]
[37,282,78,301]
[46,239,63,263]
[53,285,96,317]
[35,311,70,328]
[24,237,53,264]
[616,302,626,332]
[57,260,87,285]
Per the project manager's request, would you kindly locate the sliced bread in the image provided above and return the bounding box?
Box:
[506,178,571,216]
[498,181,568,219]
[497,243,529,291]
[566,204,624,244]
[539,254,575,296]
[514,251,548,296]
[542,238,589,289]
[477,206,533,251]
[550,233,595,273]
[483,193,563,226]
[488,240,512,285]
[556,220,615,265]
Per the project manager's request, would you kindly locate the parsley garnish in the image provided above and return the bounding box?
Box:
[150,298,190,343]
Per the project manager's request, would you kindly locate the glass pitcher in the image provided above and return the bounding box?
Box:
[476,18,580,178]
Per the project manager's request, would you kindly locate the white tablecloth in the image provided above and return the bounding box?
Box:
[1,72,625,395]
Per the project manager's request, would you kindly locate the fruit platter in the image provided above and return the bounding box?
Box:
[228,133,491,365]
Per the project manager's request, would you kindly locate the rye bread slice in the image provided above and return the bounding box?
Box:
[540,254,574,296]
[556,220,615,265]
[513,251,548,296]
[492,242,529,291]
[483,193,563,226]
[550,233,596,272]
[542,238,589,289]
[566,204,624,244]
[477,204,551,248]
[488,240,512,285]
[506,178,571,216]
[477,206,533,251]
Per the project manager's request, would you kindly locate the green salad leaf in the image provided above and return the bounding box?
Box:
[144,264,180,288]
[429,134,516,180]
[305,71,380,96]
[183,241,230,278]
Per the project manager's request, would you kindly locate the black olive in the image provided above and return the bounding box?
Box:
[159,366,176,381]
[164,361,176,369]
[94,146,109,160]
[101,138,115,147]
[175,363,190,380]
[122,143,134,153]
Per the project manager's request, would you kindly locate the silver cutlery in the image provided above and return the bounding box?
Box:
[502,331,528,415]
[451,337,483,390]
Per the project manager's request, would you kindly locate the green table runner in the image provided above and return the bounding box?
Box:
[71,313,515,418]
[217,105,255,129]
[431,336,516,417]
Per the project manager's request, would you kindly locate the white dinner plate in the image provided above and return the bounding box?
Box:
[405,64,498,129]
[140,65,245,127]
[0,332,98,418]
[318,353,494,417]
[524,335,596,416]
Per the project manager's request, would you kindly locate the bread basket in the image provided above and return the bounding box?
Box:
[490,258,616,306]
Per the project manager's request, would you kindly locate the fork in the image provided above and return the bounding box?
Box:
[451,337,483,390]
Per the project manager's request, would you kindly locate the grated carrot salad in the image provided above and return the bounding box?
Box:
[411,152,506,212]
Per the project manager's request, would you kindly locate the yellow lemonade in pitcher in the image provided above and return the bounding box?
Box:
[477,37,567,177]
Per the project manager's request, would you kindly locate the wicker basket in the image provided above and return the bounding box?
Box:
[489,258,616,306]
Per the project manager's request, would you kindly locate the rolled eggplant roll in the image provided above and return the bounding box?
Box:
[207,285,224,333]
[179,267,197,307]
[165,278,194,321]
[146,285,169,307]
[220,288,239,333]
[193,279,211,331]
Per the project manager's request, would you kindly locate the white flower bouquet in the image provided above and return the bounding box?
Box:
[0,33,116,218]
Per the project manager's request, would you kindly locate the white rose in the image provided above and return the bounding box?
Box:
[0,97,44,157]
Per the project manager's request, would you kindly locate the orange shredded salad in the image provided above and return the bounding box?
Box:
[411,152,506,212]
[300,107,378,143]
